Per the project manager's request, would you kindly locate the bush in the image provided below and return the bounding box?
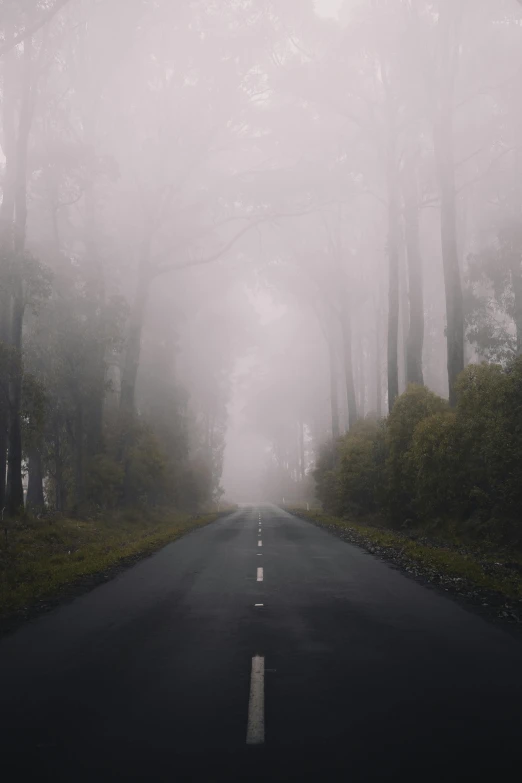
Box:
[126,428,169,506]
[313,441,342,515]
[178,457,213,513]
[337,418,386,516]
[454,361,522,534]
[409,412,463,522]
[312,362,522,542]
[386,385,448,525]
[87,454,124,509]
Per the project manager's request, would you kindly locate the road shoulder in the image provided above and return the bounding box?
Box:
[286,508,522,637]
[0,509,229,638]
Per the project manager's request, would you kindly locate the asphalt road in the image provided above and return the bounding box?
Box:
[1,505,521,781]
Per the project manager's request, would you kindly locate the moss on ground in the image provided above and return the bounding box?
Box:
[0,508,224,617]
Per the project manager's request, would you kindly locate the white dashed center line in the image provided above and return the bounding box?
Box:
[258,540,262,547]
[246,656,265,745]
[257,567,263,582]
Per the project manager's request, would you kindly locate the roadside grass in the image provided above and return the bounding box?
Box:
[287,508,522,601]
[0,508,225,617]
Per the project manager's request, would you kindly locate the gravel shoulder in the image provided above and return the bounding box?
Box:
[287,508,522,638]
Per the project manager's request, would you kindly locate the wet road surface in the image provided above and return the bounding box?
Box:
[1,505,521,780]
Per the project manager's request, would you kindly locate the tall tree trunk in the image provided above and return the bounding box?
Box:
[386,125,400,411]
[399,246,409,394]
[6,288,24,514]
[298,420,305,482]
[27,447,45,511]
[340,307,357,430]
[119,252,152,503]
[403,152,425,386]
[6,37,34,515]
[54,421,64,513]
[79,20,105,457]
[84,183,105,458]
[374,295,382,418]
[0,26,17,513]
[120,269,151,412]
[75,402,85,507]
[434,1,464,406]
[511,264,522,356]
[327,327,340,440]
[357,330,365,419]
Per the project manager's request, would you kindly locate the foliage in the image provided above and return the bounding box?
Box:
[126,428,169,507]
[313,440,342,515]
[409,412,462,522]
[337,418,386,516]
[385,385,449,525]
[86,455,124,510]
[454,361,522,532]
[177,457,214,513]
[315,362,522,543]
[465,218,522,363]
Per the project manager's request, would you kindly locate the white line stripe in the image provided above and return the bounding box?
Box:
[246,656,265,745]
[257,567,263,582]
[255,604,264,607]
[258,540,262,547]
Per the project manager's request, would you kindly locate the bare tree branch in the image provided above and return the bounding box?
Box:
[154,219,263,277]
[456,146,518,195]
[455,146,487,169]
[150,214,257,269]
[0,0,73,59]
[153,206,329,277]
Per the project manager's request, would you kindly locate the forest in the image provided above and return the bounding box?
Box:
[1,0,522,543]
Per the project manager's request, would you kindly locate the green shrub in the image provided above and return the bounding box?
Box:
[386,385,448,525]
[313,441,342,515]
[312,361,522,542]
[338,418,386,516]
[87,454,124,509]
[178,457,213,513]
[455,361,522,534]
[126,428,169,506]
[409,412,463,522]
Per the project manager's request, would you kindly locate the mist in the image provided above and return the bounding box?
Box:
[0,0,520,517]
[0,0,521,514]
[4,2,522,778]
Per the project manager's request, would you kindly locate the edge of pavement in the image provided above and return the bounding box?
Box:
[0,508,234,639]
[285,506,522,639]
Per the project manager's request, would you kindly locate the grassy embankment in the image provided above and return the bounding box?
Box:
[287,507,522,602]
[0,508,227,619]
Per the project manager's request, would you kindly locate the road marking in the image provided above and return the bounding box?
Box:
[246,656,265,746]
[258,540,262,547]
[257,567,263,581]
[257,553,262,556]
[255,603,264,607]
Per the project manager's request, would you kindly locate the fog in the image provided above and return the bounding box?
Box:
[1,0,522,515]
